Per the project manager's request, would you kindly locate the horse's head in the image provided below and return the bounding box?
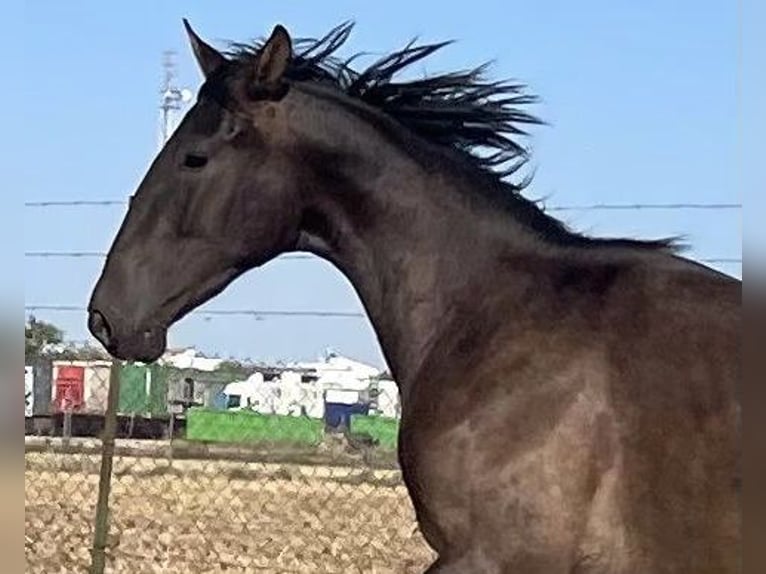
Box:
[88,21,304,362]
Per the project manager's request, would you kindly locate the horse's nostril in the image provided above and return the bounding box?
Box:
[88,310,112,348]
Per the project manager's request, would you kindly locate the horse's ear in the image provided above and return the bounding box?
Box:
[183,19,227,78]
[254,24,292,85]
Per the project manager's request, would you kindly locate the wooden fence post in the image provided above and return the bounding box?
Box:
[89,360,122,574]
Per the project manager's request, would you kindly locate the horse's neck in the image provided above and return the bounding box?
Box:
[295,138,539,398]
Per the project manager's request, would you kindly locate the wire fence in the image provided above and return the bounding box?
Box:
[24,357,434,573]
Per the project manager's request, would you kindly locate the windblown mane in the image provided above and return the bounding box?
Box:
[226,22,679,252]
[227,21,539,184]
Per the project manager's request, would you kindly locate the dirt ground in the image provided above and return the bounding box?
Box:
[25,451,436,573]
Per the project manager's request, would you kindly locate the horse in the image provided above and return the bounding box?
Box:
[87,20,741,573]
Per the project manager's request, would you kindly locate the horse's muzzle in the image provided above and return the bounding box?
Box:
[87,308,167,363]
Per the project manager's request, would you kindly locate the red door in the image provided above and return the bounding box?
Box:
[54,366,85,412]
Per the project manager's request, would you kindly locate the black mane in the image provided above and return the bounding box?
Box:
[227,21,540,185]
[226,22,679,252]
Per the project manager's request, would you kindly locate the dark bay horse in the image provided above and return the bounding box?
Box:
[88,20,741,573]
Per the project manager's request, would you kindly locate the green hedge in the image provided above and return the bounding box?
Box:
[186,408,323,446]
[350,415,400,450]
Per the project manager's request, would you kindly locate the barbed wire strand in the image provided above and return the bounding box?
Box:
[23,251,741,264]
[24,251,315,260]
[24,200,743,210]
[25,305,365,318]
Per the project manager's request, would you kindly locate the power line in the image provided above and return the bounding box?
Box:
[23,251,741,264]
[24,199,743,211]
[24,305,366,319]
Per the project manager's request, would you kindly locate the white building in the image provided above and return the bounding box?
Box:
[373,378,400,419]
[159,347,224,372]
[222,350,401,419]
[291,351,380,403]
[222,371,324,418]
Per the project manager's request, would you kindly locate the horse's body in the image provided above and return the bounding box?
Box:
[88,21,741,573]
[399,252,739,573]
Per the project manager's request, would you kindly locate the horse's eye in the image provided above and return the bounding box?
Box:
[183,153,208,169]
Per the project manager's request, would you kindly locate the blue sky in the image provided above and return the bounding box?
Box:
[15,2,745,368]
